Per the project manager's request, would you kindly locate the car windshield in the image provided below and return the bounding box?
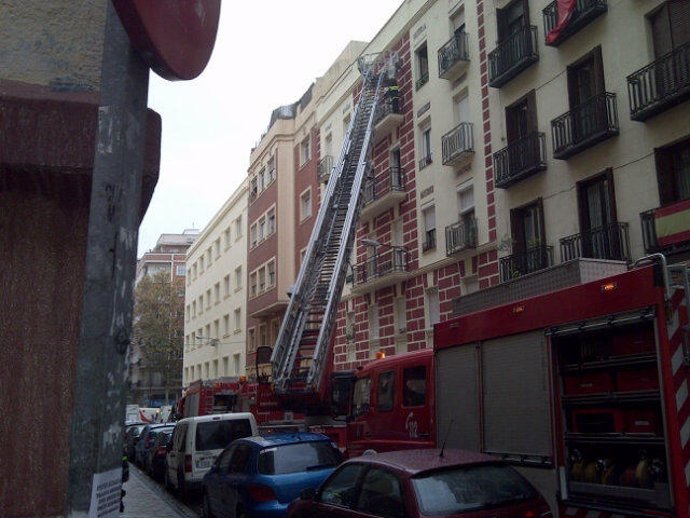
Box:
[257,441,343,475]
[195,419,253,451]
[412,463,538,514]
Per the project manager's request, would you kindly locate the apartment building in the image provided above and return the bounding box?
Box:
[245,42,367,378]
[129,229,199,405]
[183,179,248,385]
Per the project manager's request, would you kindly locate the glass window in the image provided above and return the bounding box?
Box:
[412,463,538,515]
[377,371,395,411]
[216,445,236,474]
[357,468,404,518]
[228,443,253,473]
[403,366,426,407]
[318,463,367,508]
[353,377,371,417]
[257,441,342,475]
[195,419,253,451]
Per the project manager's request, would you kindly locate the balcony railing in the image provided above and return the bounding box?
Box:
[494,132,546,188]
[419,153,433,170]
[445,218,478,256]
[422,230,436,252]
[551,92,619,160]
[318,155,333,183]
[559,222,631,262]
[362,166,406,206]
[438,32,470,80]
[542,0,607,47]
[353,246,409,287]
[375,96,403,125]
[488,25,539,88]
[374,96,404,143]
[499,245,553,283]
[442,122,474,166]
[416,69,430,90]
[628,41,690,122]
[641,200,690,254]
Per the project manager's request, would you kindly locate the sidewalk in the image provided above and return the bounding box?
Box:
[121,464,199,518]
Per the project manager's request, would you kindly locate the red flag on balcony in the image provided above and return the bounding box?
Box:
[546,0,578,45]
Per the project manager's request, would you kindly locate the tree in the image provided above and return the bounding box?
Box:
[132,271,184,403]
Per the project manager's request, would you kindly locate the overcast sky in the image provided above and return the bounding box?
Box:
[138,0,403,254]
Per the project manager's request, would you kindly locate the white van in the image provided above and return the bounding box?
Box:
[165,412,258,496]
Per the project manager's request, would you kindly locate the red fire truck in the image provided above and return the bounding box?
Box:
[176,377,242,418]
[434,256,690,518]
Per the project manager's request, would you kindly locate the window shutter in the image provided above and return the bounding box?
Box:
[670,0,690,47]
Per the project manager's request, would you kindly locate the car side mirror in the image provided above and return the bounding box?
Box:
[300,487,315,500]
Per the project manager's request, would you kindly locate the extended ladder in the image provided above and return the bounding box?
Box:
[270,54,392,402]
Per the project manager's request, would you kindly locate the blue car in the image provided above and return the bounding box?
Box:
[202,432,343,518]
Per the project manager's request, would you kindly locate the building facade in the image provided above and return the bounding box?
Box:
[129,229,199,406]
[183,179,249,385]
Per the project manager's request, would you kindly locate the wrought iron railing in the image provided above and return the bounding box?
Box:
[317,155,333,182]
[628,41,690,121]
[362,166,405,205]
[499,245,553,283]
[422,230,436,252]
[542,0,608,46]
[442,122,474,165]
[559,222,630,262]
[494,132,546,188]
[445,218,478,255]
[488,25,539,88]
[551,92,618,159]
[353,246,409,286]
[374,96,402,125]
[418,153,433,170]
[438,32,470,78]
[416,69,430,90]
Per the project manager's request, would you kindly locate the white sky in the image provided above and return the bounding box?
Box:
[138,0,403,254]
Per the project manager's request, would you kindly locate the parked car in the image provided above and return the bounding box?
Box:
[202,432,343,518]
[147,428,174,481]
[124,423,148,462]
[287,448,551,518]
[166,412,258,498]
[135,423,175,467]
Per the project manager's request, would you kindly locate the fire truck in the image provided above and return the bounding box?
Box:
[434,255,690,518]
[176,377,242,418]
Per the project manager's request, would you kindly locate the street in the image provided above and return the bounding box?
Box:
[122,464,200,518]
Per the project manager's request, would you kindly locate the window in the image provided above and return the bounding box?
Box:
[176,264,186,276]
[368,304,379,341]
[419,126,432,169]
[250,223,258,248]
[267,156,276,183]
[415,43,429,89]
[214,282,220,304]
[422,205,436,252]
[395,297,407,334]
[650,1,690,58]
[456,94,470,124]
[259,324,268,346]
[192,301,197,318]
[223,274,230,297]
[206,248,212,266]
[223,356,229,376]
[250,272,257,297]
[300,137,311,166]
[234,216,242,238]
[185,305,190,322]
[250,177,258,199]
[199,256,205,272]
[233,353,241,375]
[458,184,476,242]
[214,239,220,259]
[576,170,622,259]
[319,464,368,508]
[267,260,276,288]
[224,227,231,249]
[403,366,426,407]
[426,287,440,328]
[223,314,230,336]
[357,468,404,516]
[300,188,312,220]
[248,328,256,353]
[258,216,266,241]
[496,0,529,41]
[506,90,537,145]
[258,167,265,191]
[206,289,211,309]
[267,208,276,236]
[656,137,690,204]
[377,371,395,411]
[198,295,203,314]
[235,266,242,289]
[258,268,266,292]
[234,308,241,332]
[509,199,549,276]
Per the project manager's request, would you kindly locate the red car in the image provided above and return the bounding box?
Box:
[287,448,551,518]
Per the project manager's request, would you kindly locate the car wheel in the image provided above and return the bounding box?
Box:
[202,492,214,518]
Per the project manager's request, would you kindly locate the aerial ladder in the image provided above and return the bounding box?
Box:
[269,53,396,411]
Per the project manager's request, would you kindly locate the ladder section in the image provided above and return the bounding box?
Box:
[271,56,389,402]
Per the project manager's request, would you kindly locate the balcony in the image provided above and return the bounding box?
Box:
[418,153,433,171]
[442,122,474,166]
[559,222,631,262]
[318,155,333,183]
[360,167,406,220]
[351,246,410,294]
[488,26,539,88]
[422,229,436,253]
[551,92,619,160]
[494,132,546,188]
[438,32,470,80]
[542,0,607,47]
[640,199,690,254]
[374,97,404,143]
[628,41,690,121]
[445,218,478,256]
[499,245,554,283]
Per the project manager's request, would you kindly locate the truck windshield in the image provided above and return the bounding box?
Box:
[352,377,371,417]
